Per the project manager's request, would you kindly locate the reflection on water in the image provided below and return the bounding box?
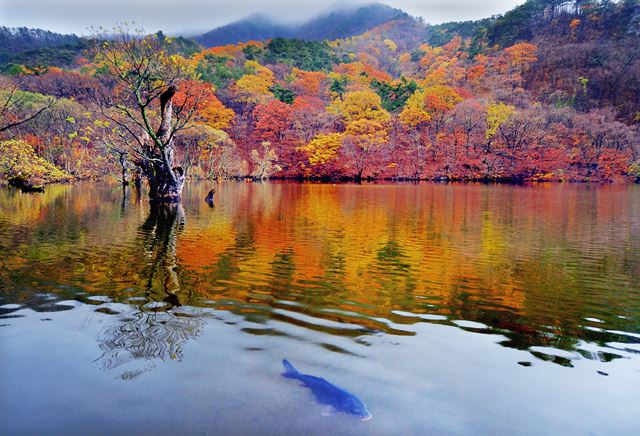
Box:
[95,307,205,378]
[139,203,185,307]
[0,181,639,434]
[93,203,206,378]
[0,182,639,364]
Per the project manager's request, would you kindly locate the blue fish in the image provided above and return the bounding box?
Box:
[282,359,372,420]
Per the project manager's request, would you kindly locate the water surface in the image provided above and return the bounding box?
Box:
[1,182,639,435]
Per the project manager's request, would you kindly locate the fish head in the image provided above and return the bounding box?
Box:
[343,396,371,420]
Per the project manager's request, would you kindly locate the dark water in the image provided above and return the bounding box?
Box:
[1,181,639,435]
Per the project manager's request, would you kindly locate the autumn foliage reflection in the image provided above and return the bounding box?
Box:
[176,183,639,347]
[1,183,638,364]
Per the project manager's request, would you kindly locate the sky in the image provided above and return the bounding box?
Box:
[0,0,526,36]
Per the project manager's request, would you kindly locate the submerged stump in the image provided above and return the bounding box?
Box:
[205,188,215,207]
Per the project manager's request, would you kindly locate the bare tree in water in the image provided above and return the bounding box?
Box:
[92,28,207,203]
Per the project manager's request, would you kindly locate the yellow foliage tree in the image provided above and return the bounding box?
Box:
[0,139,70,188]
[485,102,516,140]
[383,39,398,52]
[298,132,344,165]
[328,90,391,179]
[399,89,431,127]
[399,85,462,128]
[233,60,274,104]
[329,89,390,124]
[345,119,389,147]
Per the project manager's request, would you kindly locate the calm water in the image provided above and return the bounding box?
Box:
[1,181,639,435]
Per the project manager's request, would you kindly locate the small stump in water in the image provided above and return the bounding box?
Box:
[205,188,215,207]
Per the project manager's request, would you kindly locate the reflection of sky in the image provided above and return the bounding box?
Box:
[1,301,638,434]
[1,0,526,35]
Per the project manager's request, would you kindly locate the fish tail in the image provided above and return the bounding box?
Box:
[282,359,299,377]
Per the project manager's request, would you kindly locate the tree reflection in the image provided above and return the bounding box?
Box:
[95,309,204,377]
[139,203,185,306]
[95,204,204,378]
[3,183,637,370]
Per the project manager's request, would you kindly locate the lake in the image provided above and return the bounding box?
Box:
[1,181,639,435]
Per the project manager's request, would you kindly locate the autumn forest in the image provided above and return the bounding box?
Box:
[1,0,639,193]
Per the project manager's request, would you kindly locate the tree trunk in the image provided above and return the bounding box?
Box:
[142,86,185,203]
[146,163,184,203]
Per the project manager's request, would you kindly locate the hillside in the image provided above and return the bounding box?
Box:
[195,3,408,46]
[0,27,87,72]
[0,27,83,53]
[423,0,640,121]
[1,0,638,185]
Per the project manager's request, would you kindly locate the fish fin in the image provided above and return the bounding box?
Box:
[282,359,299,377]
[320,405,339,417]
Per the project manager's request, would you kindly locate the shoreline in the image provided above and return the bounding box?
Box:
[3,177,639,193]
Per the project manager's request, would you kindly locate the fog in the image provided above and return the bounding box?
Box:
[0,0,525,36]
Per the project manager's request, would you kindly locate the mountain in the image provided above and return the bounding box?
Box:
[195,3,408,47]
[197,14,291,46]
[0,27,83,53]
[294,3,408,41]
[421,0,640,121]
[425,0,639,49]
[0,27,87,71]
[0,27,203,73]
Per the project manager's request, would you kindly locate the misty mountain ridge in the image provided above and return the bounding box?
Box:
[195,3,409,46]
[0,3,413,53]
[0,26,84,53]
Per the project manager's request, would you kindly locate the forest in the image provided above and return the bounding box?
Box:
[1,0,639,194]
